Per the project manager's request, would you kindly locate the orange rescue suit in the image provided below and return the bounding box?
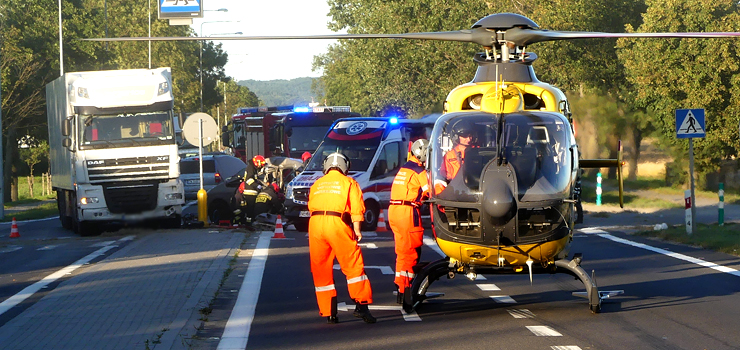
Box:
[388,156,429,291]
[308,169,372,317]
[443,144,467,181]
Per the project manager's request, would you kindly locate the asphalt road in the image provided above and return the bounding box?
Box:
[190,221,740,350]
[1,205,739,349]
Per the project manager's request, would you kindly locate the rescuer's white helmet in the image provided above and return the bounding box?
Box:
[411,139,430,164]
[323,152,351,175]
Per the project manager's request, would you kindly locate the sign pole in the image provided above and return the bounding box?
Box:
[688,138,697,226]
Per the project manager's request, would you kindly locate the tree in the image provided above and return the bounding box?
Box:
[618,0,740,181]
[19,140,48,198]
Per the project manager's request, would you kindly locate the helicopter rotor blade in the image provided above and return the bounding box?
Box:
[504,27,740,46]
[80,31,481,43]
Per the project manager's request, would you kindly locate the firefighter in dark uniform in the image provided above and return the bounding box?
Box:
[234,155,267,224]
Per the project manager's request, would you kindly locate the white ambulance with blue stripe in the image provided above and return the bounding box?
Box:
[284,115,439,232]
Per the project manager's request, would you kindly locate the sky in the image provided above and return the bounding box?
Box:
[191,1,342,82]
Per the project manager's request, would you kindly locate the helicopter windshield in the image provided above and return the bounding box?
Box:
[430,112,573,202]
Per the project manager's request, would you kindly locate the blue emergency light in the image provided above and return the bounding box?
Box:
[293,106,310,113]
[389,117,399,124]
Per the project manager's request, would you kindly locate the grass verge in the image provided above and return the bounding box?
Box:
[2,202,58,222]
[633,223,740,256]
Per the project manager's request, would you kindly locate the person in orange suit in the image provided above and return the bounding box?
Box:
[388,139,430,304]
[442,121,475,181]
[308,152,376,324]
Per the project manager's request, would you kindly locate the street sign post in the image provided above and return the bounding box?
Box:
[675,108,706,232]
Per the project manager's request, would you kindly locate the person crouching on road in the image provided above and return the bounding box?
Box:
[308,152,376,324]
[234,155,267,225]
[388,139,430,304]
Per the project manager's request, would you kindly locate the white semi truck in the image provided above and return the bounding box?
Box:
[46,68,184,235]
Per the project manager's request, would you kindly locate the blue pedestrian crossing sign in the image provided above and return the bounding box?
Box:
[158,0,202,19]
[675,109,705,139]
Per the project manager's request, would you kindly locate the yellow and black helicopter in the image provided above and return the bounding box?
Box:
[84,12,740,313]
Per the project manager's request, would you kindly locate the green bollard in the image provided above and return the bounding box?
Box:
[596,172,602,206]
[718,183,724,226]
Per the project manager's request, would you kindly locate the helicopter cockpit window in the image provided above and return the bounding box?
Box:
[504,113,572,201]
[429,112,573,202]
[429,113,499,198]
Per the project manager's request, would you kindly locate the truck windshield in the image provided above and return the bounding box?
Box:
[304,137,382,173]
[79,111,175,149]
[289,126,329,153]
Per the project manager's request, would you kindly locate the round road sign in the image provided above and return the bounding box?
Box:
[183,112,218,147]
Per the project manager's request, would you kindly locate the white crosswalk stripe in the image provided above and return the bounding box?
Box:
[527,325,562,336]
[476,283,500,291]
[489,295,517,303]
[507,309,535,318]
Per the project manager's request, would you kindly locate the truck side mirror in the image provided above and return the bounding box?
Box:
[221,132,231,148]
[62,118,71,136]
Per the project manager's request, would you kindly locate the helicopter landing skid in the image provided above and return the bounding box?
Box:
[553,258,622,313]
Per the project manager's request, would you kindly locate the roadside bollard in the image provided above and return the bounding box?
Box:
[596,172,602,206]
[685,189,692,235]
[718,183,724,226]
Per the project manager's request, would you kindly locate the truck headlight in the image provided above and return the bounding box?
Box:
[80,197,99,205]
[77,87,89,98]
[158,82,170,96]
[165,193,183,200]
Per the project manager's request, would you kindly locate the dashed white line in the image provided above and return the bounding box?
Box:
[359,243,378,249]
[337,302,422,321]
[507,309,535,318]
[527,325,562,336]
[581,228,740,277]
[0,245,23,253]
[489,295,517,303]
[551,346,582,350]
[36,245,61,251]
[477,283,500,291]
[334,264,394,275]
[0,236,131,316]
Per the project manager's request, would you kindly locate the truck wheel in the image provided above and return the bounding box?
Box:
[57,191,72,230]
[361,200,379,231]
[77,221,101,237]
[162,215,182,229]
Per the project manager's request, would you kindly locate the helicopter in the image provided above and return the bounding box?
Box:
[83,12,740,313]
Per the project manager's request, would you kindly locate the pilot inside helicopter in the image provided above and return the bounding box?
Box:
[430,112,574,202]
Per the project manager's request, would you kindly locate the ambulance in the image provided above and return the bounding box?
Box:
[284,115,439,232]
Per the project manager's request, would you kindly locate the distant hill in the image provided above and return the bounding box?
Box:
[237,77,319,107]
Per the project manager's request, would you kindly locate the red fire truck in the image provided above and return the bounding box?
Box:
[223,105,360,163]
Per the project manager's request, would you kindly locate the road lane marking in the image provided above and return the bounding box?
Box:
[581,228,740,277]
[552,347,582,350]
[0,236,131,316]
[477,283,500,291]
[36,245,62,251]
[337,302,421,321]
[526,325,562,336]
[359,243,378,249]
[490,295,517,303]
[334,264,393,275]
[508,309,535,318]
[0,246,23,253]
[217,231,271,350]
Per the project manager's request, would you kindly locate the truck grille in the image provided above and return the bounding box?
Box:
[86,156,170,183]
[103,181,159,214]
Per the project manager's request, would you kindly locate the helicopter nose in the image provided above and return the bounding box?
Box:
[482,178,516,221]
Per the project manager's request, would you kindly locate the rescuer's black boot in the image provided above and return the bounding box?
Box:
[326,315,338,324]
[397,291,404,305]
[354,302,376,324]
